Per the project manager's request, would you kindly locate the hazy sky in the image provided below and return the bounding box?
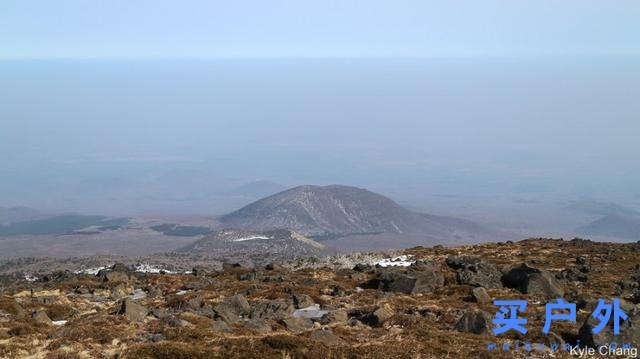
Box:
[1,2,639,221]
[1,1,639,58]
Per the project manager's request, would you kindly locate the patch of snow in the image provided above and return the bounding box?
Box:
[375,255,415,267]
[293,304,328,319]
[176,290,188,296]
[233,235,271,242]
[24,274,38,282]
[52,320,68,326]
[74,266,108,275]
[135,263,175,274]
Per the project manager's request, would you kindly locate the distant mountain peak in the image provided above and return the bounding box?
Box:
[219,184,495,241]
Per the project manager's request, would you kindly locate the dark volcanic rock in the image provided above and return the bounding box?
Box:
[292,294,315,309]
[579,304,640,347]
[98,263,131,283]
[357,305,394,327]
[372,266,444,294]
[502,263,564,298]
[454,310,493,335]
[558,267,589,283]
[320,310,349,324]
[446,256,503,288]
[250,299,294,320]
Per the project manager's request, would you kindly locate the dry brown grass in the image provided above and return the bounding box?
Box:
[122,341,219,359]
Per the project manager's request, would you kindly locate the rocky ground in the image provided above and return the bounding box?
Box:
[1,238,640,358]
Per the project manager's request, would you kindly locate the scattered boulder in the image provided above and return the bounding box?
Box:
[356,304,394,327]
[31,310,53,326]
[281,316,314,333]
[151,308,171,320]
[213,294,251,324]
[264,262,282,271]
[320,310,349,325]
[370,305,394,326]
[502,263,564,298]
[250,299,294,320]
[579,305,640,347]
[558,267,589,283]
[454,310,493,335]
[227,294,251,315]
[322,285,347,297]
[472,287,491,304]
[118,299,148,322]
[191,266,208,277]
[97,264,131,283]
[446,256,503,288]
[372,266,444,294]
[576,256,591,273]
[353,263,372,272]
[292,294,315,309]
[101,271,129,283]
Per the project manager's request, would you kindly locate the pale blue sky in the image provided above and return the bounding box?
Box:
[1,0,639,58]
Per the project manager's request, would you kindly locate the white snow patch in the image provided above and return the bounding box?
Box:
[52,320,68,326]
[375,255,415,267]
[135,264,175,274]
[233,235,271,242]
[293,304,328,319]
[176,290,188,296]
[74,266,108,275]
[24,274,38,282]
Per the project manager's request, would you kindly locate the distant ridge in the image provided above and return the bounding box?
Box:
[577,214,640,240]
[219,185,496,240]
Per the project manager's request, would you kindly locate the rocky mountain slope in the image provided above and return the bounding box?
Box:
[219,185,496,240]
[178,229,329,258]
[1,238,640,358]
